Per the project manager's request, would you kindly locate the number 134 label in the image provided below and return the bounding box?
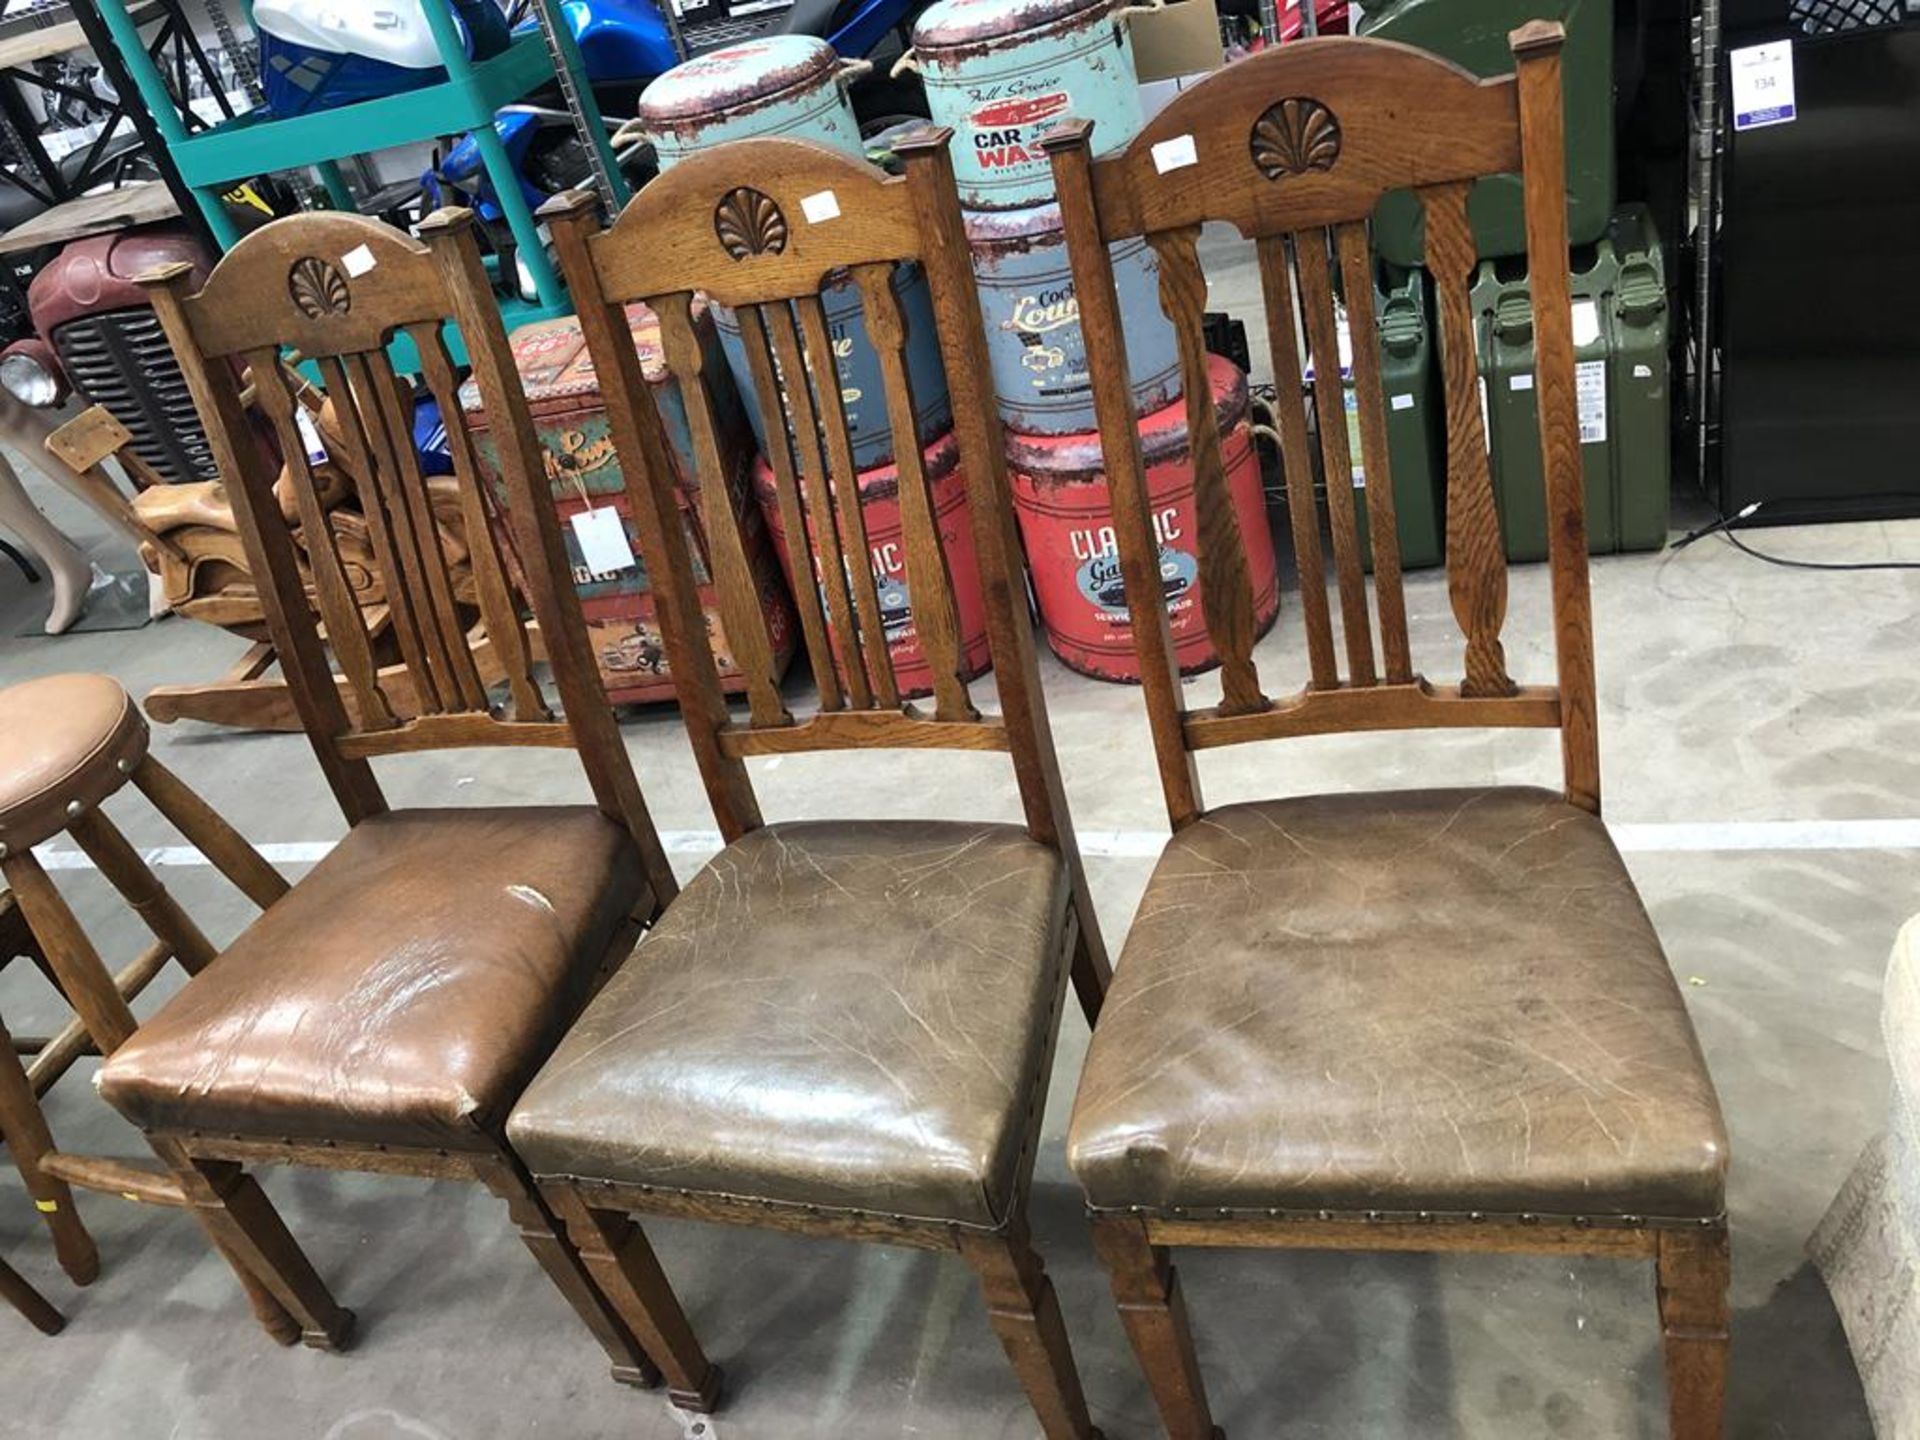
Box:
[1730,41,1796,131]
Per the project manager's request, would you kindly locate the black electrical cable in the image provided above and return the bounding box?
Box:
[1673,498,1920,571]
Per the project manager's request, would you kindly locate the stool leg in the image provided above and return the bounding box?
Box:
[1,853,137,1053]
[0,1011,96,1284]
[0,1255,64,1335]
[129,757,290,912]
[66,809,217,975]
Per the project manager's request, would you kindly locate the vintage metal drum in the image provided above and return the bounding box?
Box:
[714,266,953,469]
[462,305,795,706]
[752,427,992,700]
[967,199,1178,434]
[908,0,1146,210]
[1006,354,1279,681]
[636,36,865,168]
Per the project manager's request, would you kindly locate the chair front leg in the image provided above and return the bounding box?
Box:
[1656,1224,1730,1440]
[1090,1215,1221,1440]
[958,1221,1102,1440]
[0,1010,96,1285]
[547,1186,720,1413]
[472,1151,662,1390]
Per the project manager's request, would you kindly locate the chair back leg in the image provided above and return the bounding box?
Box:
[1090,1216,1220,1440]
[958,1222,1103,1440]
[1656,1225,1731,1439]
[0,1254,64,1334]
[0,1012,96,1284]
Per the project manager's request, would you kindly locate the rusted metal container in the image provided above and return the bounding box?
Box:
[751,426,992,700]
[714,265,953,469]
[636,36,865,169]
[462,305,795,707]
[909,0,1145,210]
[1006,354,1279,681]
[967,199,1178,434]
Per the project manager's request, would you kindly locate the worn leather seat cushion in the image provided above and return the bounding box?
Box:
[1069,787,1729,1221]
[98,807,644,1151]
[508,820,1067,1229]
[0,673,147,852]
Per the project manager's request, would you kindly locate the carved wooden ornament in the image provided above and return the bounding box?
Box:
[1251,98,1342,181]
[714,188,788,259]
[288,257,351,318]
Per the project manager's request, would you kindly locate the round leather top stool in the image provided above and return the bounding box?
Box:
[0,673,294,1335]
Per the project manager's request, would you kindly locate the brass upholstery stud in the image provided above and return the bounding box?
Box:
[65,800,83,819]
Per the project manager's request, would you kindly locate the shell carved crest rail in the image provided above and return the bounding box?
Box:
[1251,98,1342,181]
[714,187,789,260]
[288,256,352,319]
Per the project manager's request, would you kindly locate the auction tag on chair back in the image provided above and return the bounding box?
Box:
[1730,41,1797,131]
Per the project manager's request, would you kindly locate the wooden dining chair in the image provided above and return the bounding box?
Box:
[1040,24,1731,1439]
[502,132,1113,1435]
[83,209,683,1392]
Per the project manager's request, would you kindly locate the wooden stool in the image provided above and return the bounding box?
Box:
[0,672,294,1335]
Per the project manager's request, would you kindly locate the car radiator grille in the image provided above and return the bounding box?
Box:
[51,306,217,484]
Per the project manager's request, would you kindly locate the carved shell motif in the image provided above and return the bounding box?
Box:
[1250,97,1342,181]
[713,187,788,260]
[288,256,351,318]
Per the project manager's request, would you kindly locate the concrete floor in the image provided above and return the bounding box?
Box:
[0,449,1905,1440]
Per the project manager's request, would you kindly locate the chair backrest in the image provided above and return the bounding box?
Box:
[541,132,1084,857]
[141,210,675,900]
[1042,23,1599,830]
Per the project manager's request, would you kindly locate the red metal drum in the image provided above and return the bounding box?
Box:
[1007,354,1280,681]
[753,428,992,701]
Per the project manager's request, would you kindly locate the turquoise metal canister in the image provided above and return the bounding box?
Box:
[640,37,951,470]
[965,200,1178,435]
[712,268,954,469]
[636,36,866,167]
[909,0,1146,210]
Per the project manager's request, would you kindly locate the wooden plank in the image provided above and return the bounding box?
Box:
[336,715,574,759]
[1146,224,1268,718]
[1420,180,1515,699]
[1335,220,1414,684]
[0,181,176,256]
[1145,1213,1661,1258]
[853,264,976,725]
[1294,227,1377,686]
[1183,680,1560,750]
[1255,233,1339,690]
[718,709,1010,757]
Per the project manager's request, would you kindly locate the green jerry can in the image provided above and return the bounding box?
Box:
[1305,266,1447,572]
[1472,204,1670,562]
[1359,0,1615,266]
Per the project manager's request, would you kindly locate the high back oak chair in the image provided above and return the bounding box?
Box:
[503,132,1112,1436]
[1042,25,1731,1439]
[91,210,682,1392]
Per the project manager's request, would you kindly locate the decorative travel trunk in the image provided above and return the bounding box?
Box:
[966,199,1178,435]
[461,305,795,707]
[1006,355,1279,681]
[636,35,866,168]
[751,426,992,700]
[910,0,1146,210]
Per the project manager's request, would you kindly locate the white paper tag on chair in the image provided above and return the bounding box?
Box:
[801,190,841,224]
[341,243,377,278]
[570,507,635,575]
[1151,134,1198,173]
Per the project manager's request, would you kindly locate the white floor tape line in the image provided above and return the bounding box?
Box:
[26,818,1920,873]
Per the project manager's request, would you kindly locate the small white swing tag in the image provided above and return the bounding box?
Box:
[570,507,636,575]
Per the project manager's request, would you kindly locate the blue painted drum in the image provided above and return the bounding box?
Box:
[713,265,955,470]
[639,36,952,470]
[909,0,1145,210]
[636,35,866,168]
[967,199,1179,435]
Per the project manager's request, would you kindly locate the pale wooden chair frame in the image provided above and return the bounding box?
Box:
[1040,24,1729,1440]
[529,130,1113,1436]
[17,208,693,1390]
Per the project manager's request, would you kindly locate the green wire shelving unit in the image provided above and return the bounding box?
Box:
[87,0,631,362]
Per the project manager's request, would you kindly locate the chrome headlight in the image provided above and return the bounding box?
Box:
[0,341,66,407]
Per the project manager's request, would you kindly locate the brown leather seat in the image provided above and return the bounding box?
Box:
[98,806,644,1152]
[0,673,147,853]
[507,820,1068,1228]
[1069,787,1728,1222]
